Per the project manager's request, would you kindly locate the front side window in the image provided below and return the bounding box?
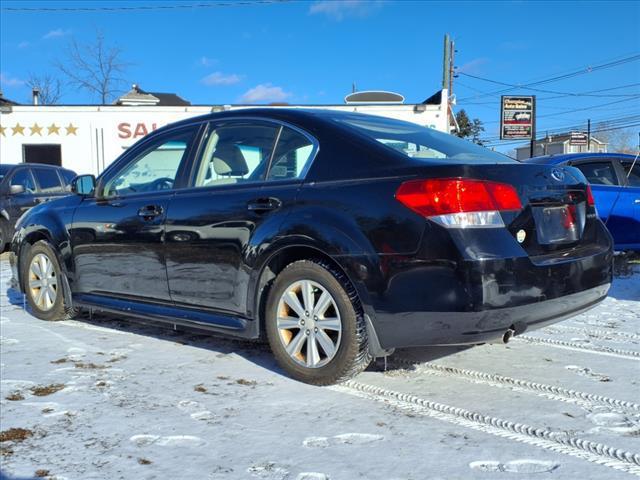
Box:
[575,162,619,186]
[104,128,197,197]
[33,168,63,193]
[266,127,315,181]
[194,122,279,188]
[10,169,36,193]
[622,161,640,187]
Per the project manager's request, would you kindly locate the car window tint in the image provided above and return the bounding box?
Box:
[33,168,63,193]
[104,128,197,197]
[266,127,315,181]
[622,161,640,187]
[10,169,36,193]
[575,162,619,186]
[194,122,279,188]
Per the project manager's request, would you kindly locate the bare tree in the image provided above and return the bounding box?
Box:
[594,122,637,153]
[55,31,129,104]
[25,74,63,104]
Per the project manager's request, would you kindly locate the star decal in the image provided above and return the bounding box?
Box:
[65,123,78,136]
[12,123,25,136]
[0,125,5,137]
[30,123,43,136]
[47,123,60,135]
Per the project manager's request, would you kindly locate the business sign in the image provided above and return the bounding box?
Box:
[500,96,535,139]
[569,131,588,146]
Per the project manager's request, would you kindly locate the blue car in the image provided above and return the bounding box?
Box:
[525,153,639,251]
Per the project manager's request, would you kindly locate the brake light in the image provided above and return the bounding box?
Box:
[586,184,595,207]
[395,178,522,228]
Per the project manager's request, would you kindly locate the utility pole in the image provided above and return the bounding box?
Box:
[442,34,450,92]
[587,119,591,152]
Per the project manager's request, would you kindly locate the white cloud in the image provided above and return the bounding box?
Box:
[309,0,383,21]
[18,41,30,49]
[199,56,217,67]
[457,58,489,75]
[201,72,244,86]
[43,28,71,40]
[239,84,292,104]
[0,72,25,87]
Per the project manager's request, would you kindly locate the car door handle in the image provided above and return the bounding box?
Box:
[634,199,640,204]
[247,197,282,212]
[138,205,163,219]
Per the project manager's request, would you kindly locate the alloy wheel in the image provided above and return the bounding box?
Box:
[28,253,58,311]
[276,279,342,368]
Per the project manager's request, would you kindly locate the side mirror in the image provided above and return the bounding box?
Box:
[9,184,25,195]
[71,174,96,196]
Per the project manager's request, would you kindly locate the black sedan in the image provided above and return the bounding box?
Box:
[9,109,613,385]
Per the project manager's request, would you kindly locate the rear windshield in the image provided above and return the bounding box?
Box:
[330,114,516,164]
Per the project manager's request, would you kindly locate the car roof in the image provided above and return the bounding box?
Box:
[524,152,638,165]
[150,107,407,135]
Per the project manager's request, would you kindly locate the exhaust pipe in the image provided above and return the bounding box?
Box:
[489,327,516,345]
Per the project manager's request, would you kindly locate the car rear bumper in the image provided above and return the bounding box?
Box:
[373,282,609,349]
[362,240,613,350]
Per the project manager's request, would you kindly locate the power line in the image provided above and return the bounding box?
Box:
[456,53,640,102]
[459,72,640,98]
[1,0,292,12]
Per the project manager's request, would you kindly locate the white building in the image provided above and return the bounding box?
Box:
[514,133,608,160]
[0,86,451,176]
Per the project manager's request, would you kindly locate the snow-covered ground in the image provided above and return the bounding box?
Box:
[1,253,638,480]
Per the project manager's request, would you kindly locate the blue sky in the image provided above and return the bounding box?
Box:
[1,0,639,146]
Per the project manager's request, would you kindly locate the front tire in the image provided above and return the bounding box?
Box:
[22,241,78,321]
[265,259,371,385]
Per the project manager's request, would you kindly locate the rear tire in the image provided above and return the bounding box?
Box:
[265,259,371,385]
[22,241,79,321]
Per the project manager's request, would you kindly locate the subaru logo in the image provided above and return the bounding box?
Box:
[551,168,565,182]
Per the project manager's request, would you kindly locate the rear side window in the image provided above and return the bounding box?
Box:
[622,161,640,187]
[266,127,315,181]
[10,169,36,193]
[33,168,63,193]
[329,113,516,164]
[575,162,619,186]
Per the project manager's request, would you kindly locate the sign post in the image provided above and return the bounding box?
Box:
[500,95,536,156]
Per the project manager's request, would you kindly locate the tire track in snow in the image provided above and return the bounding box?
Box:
[516,335,640,360]
[332,381,640,477]
[391,359,640,414]
[549,325,640,342]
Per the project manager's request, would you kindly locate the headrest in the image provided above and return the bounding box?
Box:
[212,144,248,176]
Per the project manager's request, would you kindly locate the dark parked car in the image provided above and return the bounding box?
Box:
[10,109,613,385]
[524,153,639,251]
[0,163,77,251]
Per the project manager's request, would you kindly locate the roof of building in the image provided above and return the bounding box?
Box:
[0,92,19,106]
[114,84,191,106]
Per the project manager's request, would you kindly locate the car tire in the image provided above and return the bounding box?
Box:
[22,241,79,321]
[265,259,372,385]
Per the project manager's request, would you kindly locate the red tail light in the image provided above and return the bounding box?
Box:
[395,178,522,217]
[586,184,595,207]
